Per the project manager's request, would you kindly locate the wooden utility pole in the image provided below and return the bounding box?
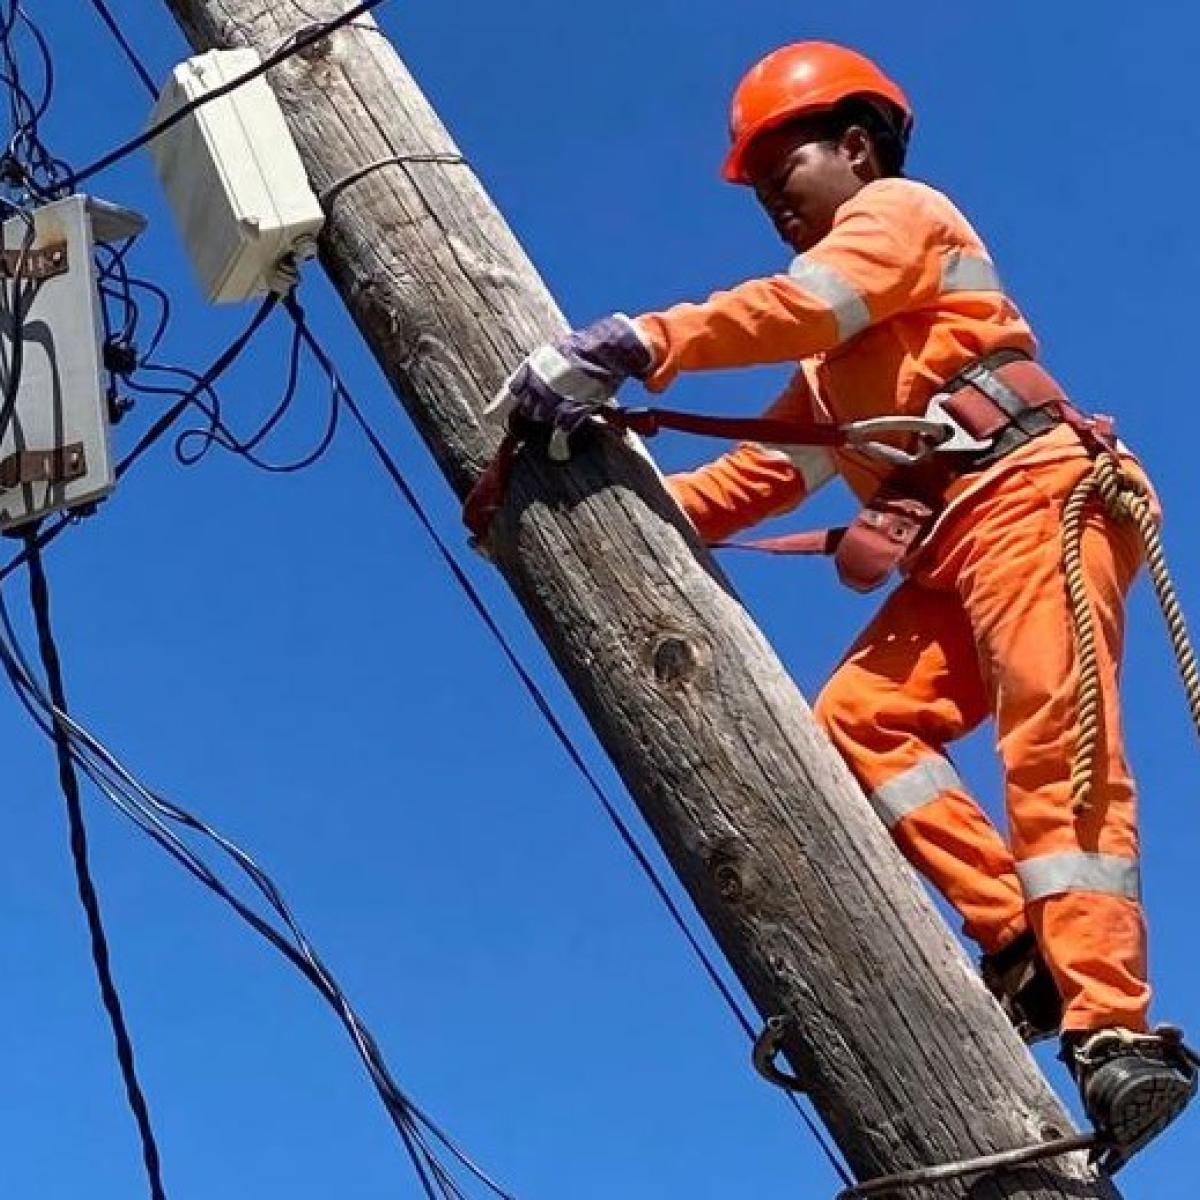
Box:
[158,4,1118,1195]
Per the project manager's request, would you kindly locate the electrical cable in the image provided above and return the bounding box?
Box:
[22,531,169,1200]
[0,534,516,1200]
[0,295,275,594]
[0,186,514,1200]
[282,295,855,1188]
[0,13,520,1199]
[86,3,854,1187]
[0,204,39,446]
[174,312,341,473]
[84,0,158,96]
[0,3,71,196]
[69,0,390,189]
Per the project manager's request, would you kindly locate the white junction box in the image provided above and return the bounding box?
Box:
[149,49,325,303]
[0,195,145,532]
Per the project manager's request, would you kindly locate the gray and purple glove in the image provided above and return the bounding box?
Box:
[488,314,654,457]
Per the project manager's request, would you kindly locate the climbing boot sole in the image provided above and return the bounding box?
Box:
[1093,1064,1197,1167]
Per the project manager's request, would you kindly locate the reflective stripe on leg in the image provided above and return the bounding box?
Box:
[1017,852,1141,903]
[868,756,963,829]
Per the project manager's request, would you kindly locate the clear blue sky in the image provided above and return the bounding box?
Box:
[7,2,1196,1197]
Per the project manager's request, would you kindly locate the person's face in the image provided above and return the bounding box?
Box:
[742,120,875,253]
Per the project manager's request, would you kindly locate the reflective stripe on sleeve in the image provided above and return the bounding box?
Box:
[758,443,836,494]
[868,757,963,829]
[1017,852,1141,903]
[787,257,871,343]
[940,250,1003,295]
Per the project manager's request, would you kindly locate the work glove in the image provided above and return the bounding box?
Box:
[488,314,654,458]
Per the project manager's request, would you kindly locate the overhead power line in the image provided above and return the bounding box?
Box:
[282,297,855,1187]
[81,0,852,1188]
[0,7,522,1186]
[0,541,517,1200]
[69,0,389,188]
[84,0,158,95]
[78,0,850,1177]
[23,531,169,1200]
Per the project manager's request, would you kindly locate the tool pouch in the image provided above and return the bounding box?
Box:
[834,495,934,593]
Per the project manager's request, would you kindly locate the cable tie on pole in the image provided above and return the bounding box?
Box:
[319,153,468,209]
[835,1131,1102,1199]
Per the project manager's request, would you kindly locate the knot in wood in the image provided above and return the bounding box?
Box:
[652,635,698,686]
[714,861,745,902]
[292,23,335,60]
[707,842,754,906]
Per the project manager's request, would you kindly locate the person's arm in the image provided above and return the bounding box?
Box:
[665,369,835,543]
[635,178,945,392]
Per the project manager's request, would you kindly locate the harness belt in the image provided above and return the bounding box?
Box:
[718,351,1115,591]
[462,350,1116,590]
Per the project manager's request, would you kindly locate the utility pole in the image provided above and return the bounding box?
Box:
[157,4,1117,1195]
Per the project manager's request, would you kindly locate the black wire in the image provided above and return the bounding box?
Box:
[84,0,158,96]
[22,532,169,1200]
[0,14,509,1198]
[115,294,278,481]
[0,4,71,196]
[70,0,390,190]
[85,2,852,1187]
[0,294,277,588]
[174,312,341,474]
[0,545,515,1199]
[282,295,855,1188]
[0,207,37,446]
[95,240,140,345]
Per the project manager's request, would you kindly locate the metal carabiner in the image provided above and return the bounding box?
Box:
[841,415,953,468]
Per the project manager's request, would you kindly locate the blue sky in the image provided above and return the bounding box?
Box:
[5,2,1196,1197]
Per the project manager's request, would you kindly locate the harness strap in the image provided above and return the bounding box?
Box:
[715,529,844,556]
[463,428,523,552]
[608,406,848,447]
[462,407,916,551]
[462,353,1113,575]
[955,356,1052,436]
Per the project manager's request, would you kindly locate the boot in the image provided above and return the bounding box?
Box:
[1062,1025,1198,1171]
[980,930,1063,1044]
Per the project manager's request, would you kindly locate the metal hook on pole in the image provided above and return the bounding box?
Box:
[752,1014,808,1093]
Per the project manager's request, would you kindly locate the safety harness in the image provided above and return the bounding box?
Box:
[465,348,1113,593]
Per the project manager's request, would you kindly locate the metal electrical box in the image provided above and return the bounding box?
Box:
[149,49,326,303]
[0,195,144,532]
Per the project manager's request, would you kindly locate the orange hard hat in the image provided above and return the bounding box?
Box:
[723,42,913,184]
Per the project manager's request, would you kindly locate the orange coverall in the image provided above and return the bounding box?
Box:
[637,177,1148,1033]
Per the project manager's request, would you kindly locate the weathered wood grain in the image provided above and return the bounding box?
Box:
[159,4,1119,1195]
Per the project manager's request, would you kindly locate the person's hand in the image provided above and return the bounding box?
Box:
[487,315,653,456]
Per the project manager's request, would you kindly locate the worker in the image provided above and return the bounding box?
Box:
[489,41,1196,1163]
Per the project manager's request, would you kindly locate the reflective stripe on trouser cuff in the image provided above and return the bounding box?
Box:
[1017,852,1141,903]
[786,257,870,343]
[757,443,836,494]
[940,249,1003,294]
[868,756,964,829]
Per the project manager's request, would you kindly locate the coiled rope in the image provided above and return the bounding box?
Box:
[1063,452,1200,814]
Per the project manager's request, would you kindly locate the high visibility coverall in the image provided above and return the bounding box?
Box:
[635,177,1149,1034]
